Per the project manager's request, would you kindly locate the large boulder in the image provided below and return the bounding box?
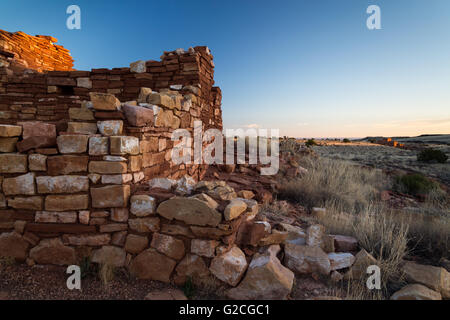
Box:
[29,238,76,266]
[157,197,222,227]
[226,245,294,300]
[390,284,442,300]
[402,261,450,299]
[129,248,176,282]
[209,246,248,286]
[284,243,331,275]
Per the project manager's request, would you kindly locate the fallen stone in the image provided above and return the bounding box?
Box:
[224,199,247,221]
[390,284,442,300]
[209,246,248,286]
[402,261,450,299]
[226,245,294,300]
[149,178,176,190]
[306,224,325,247]
[332,235,358,252]
[344,249,377,280]
[284,243,331,275]
[328,252,355,271]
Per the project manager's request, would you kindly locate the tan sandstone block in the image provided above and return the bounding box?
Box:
[0,154,28,173]
[88,161,127,174]
[91,185,130,208]
[57,135,89,154]
[28,154,47,171]
[45,194,89,211]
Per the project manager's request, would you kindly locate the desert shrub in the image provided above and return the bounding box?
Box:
[417,148,448,163]
[343,138,350,143]
[394,173,440,196]
[183,276,196,299]
[305,139,318,148]
[278,157,386,213]
[317,206,409,299]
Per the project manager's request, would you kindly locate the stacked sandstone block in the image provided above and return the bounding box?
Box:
[0,30,74,72]
[0,30,222,131]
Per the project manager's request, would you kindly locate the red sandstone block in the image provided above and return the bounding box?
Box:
[122,104,154,127]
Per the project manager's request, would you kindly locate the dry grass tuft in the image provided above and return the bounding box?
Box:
[278,156,386,213]
[98,263,116,286]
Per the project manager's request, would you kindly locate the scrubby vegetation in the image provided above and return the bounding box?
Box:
[417,148,448,163]
[394,173,440,197]
[277,148,449,299]
[343,138,350,143]
[305,138,318,148]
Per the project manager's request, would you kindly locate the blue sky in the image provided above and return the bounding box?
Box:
[1,0,449,137]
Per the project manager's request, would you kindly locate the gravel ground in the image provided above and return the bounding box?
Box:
[0,263,176,300]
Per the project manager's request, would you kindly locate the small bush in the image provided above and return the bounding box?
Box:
[305,139,318,148]
[417,148,448,163]
[343,138,350,143]
[183,276,196,299]
[394,173,439,196]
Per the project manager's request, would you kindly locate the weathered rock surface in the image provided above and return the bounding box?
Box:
[150,233,185,260]
[91,245,126,267]
[129,248,176,282]
[284,243,331,275]
[157,197,222,227]
[173,254,211,285]
[130,195,156,217]
[0,232,29,261]
[328,252,355,271]
[390,284,442,300]
[29,238,76,265]
[227,245,294,300]
[402,261,450,298]
[209,246,248,286]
